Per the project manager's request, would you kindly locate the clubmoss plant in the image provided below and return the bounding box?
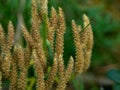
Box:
[0,0,93,90]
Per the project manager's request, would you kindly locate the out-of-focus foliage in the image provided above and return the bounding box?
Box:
[107,69,120,84]
[85,5,120,69]
[107,69,120,90]
[0,0,31,31]
[72,75,84,90]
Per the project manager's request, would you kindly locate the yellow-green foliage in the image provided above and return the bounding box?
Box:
[0,0,93,90]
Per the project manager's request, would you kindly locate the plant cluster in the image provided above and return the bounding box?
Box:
[0,0,93,90]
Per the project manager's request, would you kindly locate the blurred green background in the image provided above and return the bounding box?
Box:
[0,0,120,90]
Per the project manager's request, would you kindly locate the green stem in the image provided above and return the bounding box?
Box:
[42,14,47,52]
